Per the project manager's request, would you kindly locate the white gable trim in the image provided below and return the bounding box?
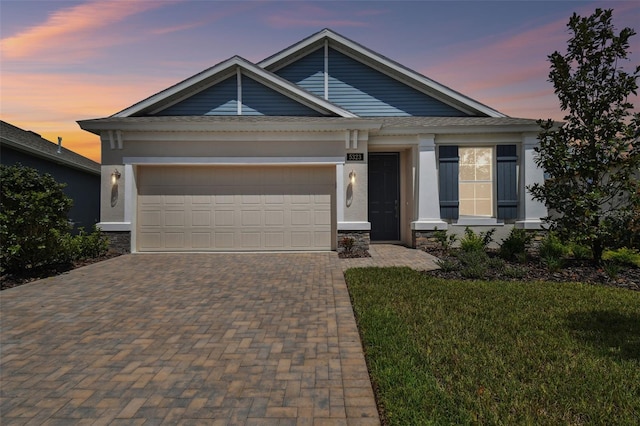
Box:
[113,56,357,118]
[259,29,506,118]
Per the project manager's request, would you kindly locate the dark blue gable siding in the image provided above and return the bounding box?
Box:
[328,49,467,117]
[156,76,237,115]
[154,74,322,116]
[242,77,323,116]
[275,47,469,117]
[275,47,325,98]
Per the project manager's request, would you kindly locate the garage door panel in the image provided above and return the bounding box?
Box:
[192,211,212,227]
[192,233,212,248]
[291,210,311,226]
[165,233,185,248]
[214,232,234,248]
[265,232,285,248]
[164,211,185,227]
[315,210,331,226]
[215,210,235,227]
[265,210,284,226]
[139,232,161,249]
[137,166,334,251]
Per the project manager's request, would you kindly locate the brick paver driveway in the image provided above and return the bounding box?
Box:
[1,253,380,425]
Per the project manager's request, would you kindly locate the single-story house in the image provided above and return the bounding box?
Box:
[1,120,101,232]
[78,29,547,253]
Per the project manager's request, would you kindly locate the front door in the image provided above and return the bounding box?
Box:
[368,153,400,241]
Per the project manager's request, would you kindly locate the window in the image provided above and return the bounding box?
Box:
[438,145,517,221]
[459,147,493,217]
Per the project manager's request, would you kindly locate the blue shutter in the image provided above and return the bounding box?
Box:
[439,146,459,219]
[496,145,518,220]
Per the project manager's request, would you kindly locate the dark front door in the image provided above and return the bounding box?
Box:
[368,152,400,241]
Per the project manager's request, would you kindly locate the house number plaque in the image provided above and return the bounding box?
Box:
[346,153,364,162]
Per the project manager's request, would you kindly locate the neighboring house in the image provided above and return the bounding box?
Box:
[1,120,101,232]
[78,29,547,253]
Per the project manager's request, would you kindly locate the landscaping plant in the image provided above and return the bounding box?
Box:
[1,165,73,273]
[1,164,108,275]
[528,8,640,263]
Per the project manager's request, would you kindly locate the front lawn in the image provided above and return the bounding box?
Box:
[346,267,640,425]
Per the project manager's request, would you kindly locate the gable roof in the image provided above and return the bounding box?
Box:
[259,29,506,118]
[1,120,100,174]
[114,56,357,118]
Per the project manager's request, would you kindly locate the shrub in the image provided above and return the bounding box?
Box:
[602,247,640,267]
[539,233,569,270]
[487,256,506,272]
[340,236,355,253]
[433,228,457,252]
[602,262,621,279]
[568,243,592,261]
[60,226,109,262]
[498,228,531,261]
[435,258,459,272]
[457,249,489,279]
[460,227,495,252]
[1,165,72,273]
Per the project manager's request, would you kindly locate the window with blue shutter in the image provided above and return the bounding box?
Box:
[439,146,459,219]
[496,145,518,220]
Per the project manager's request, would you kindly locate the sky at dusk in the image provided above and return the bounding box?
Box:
[1,0,639,163]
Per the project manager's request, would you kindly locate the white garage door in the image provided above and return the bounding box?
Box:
[136,165,334,251]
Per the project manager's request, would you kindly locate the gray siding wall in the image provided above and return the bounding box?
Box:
[276,47,469,117]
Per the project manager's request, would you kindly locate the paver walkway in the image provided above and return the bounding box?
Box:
[338,243,439,271]
[1,245,437,425]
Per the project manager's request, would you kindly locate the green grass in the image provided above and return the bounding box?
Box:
[345,267,640,425]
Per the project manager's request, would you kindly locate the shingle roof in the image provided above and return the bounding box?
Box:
[78,115,541,132]
[1,120,100,174]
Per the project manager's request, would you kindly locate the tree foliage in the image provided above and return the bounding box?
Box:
[528,8,640,262]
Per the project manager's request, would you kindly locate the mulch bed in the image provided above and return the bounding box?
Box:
[1,252,122,291]
[424,248,640,292]
[338,249,371,259]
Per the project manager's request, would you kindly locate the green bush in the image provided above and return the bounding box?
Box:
[568,243,592,261]
[1,165,72,273]
[539,233,569,270]
[602,247,640,267]
[58,226,109,262]
[457,249,489,279]
[435,258,459,272]
[499,228,531,261]
[0,165,108,274]
[433,228,457,252]
[459,227,495,252]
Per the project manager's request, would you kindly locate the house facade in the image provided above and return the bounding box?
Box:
[1,120,101,232]
[78,29,546,253]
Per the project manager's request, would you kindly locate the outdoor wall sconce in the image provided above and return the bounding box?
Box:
[349,170,356,185]
[111,169,121,185]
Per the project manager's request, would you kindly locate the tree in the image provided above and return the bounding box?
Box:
[529,8,640,263]
[0,164,73,273]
